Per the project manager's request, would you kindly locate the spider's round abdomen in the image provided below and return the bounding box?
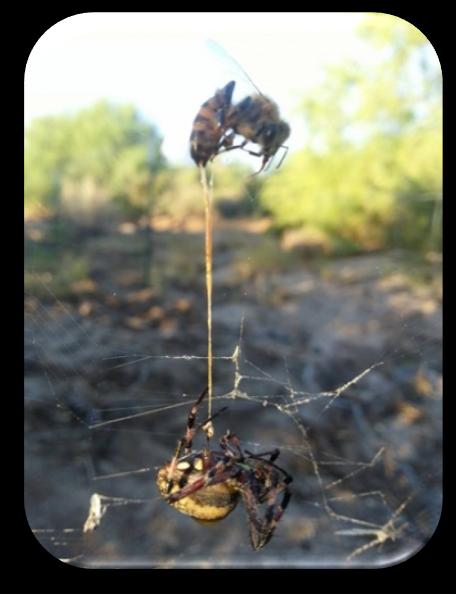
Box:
[156,468,239,521]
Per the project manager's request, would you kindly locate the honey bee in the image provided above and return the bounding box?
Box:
[190,80,236,167]
[225,94,290,175]
[203,39,291,174]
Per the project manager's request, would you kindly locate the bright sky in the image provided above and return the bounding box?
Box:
[25,12,380,165]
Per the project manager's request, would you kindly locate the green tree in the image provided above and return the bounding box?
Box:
[260,14,442,253]
[25,100,166,221]
[24,114,73,213]
[153,161,259,222]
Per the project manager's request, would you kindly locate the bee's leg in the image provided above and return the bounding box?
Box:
[228,147,269,175]
[213,139,248,158]
[220,130,236,150]
[237,148,262,158]
[250,144,288,175]
[245,154,269,176]
[276,145,289,169]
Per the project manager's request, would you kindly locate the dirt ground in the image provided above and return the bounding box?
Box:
[24,219,442,568]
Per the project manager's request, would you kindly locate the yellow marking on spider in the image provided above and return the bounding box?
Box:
[193,458,204,471]
[156,468,239,521]
[176,461,191,470]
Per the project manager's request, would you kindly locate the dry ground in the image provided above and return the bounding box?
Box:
[25,219,442,568]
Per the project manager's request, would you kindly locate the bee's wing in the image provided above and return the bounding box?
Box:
[205,39,264,99]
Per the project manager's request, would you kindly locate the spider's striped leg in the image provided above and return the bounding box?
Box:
[167,455,239,503]
[240,487,269,549]
[245,448,280,463]
[166,387,208,490]
[220,431,244,459]
[241,480,292,550]
[166,391,228,492]
[183,387,228,454]
[261,481,292,546]
[196,406,228,439]
[183,387,209,453]
[245,450,293,484]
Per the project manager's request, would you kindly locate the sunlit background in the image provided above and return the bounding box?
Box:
[25,11,442,253]
[25,13,442,568]
[25,12,371,164]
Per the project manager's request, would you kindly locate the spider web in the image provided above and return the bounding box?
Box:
[24,20,442,568]
[25,241,442,568]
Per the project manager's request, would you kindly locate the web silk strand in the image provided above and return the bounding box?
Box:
[199,165,213,419]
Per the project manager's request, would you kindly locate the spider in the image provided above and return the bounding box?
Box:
[156,387,292,551]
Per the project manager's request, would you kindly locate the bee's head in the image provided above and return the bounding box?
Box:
[263,120,290,155]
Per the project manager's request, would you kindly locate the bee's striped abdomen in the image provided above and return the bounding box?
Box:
[190,81,235,166]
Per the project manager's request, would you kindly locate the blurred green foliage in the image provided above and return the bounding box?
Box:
[25,101,166,223]
[24,101,258,224]
[25,15,442,256]
[153,162,261,221]
[259,15,442,253]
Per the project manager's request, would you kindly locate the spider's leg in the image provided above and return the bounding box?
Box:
[245,450,293,484]
[240,487,269,549]
[167,393,229,491]
[184,388,229,452]
[261,482,292,546]
[167,456,240,503]
[241,479,292,550]
[220,431,244,459]
[166,438,186,492]
[196,406,229,437]
[245,448,280,463]
[166,387,208,489]
[182,387,208,453]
